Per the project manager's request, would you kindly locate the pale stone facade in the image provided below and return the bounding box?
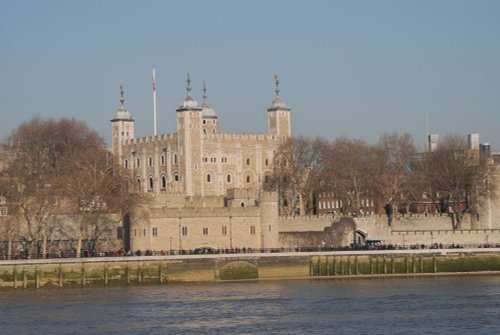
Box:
[111,74,289,251]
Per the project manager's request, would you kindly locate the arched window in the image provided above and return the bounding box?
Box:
[265,158,269,166]
[246,158,250,166]
[124,159,128,169]
[148,156,153,167]
[207,174,211,183]
[226,174,232,183]
[161,155,165,166]
[173,154,178,165]
[174,173,179,182]
[161,175,167,190]
[148,176,154,190]
[246,175,251,183]
[136,158,140,168]
[264,175,269,184]
[136,178,141,192]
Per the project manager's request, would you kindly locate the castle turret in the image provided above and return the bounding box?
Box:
[267,73,291,138]
[176,73,203,196]
[259,191,280,249]
[111,85,134,163]
[201,81,218,135]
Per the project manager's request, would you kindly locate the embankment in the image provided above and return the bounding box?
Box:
[1,249,500,289]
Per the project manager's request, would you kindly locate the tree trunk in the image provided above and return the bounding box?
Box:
[41,236,47,258]
[7,238,12,260]
[76,237,82,258]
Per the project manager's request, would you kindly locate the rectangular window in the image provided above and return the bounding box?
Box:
[268,225,271,232]
[117,227,123,239]
[134,229,137,237]
[182,226,188,236]
[222,226,227,235]
[250,226,256,235]
[143,228,146,236]
[203,227,209,235]
[152,227,158,236]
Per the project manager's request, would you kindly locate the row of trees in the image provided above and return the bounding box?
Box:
[268,133,496,229]
[0,118,143,257]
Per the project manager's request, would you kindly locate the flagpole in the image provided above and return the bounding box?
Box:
[153,68,157,136]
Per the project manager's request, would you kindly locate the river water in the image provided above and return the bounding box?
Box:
[1,275,499,335]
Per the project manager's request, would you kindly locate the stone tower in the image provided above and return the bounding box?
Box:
[176,73,203,196]
[259,191,280,249]
[267,73,291,138]
[111,85,134,163]
[201,81,218,136]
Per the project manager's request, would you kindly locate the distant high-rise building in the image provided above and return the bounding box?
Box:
[428,134,439,152]
[468,133,480,151]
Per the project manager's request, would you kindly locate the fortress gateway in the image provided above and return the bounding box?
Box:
[111,74,290,252]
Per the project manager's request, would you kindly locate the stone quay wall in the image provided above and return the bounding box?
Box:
[1,249,499,289]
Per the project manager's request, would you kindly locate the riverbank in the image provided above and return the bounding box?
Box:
[1,248,499,289]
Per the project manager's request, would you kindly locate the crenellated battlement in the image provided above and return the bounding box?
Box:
[204,132,285,142]
[124,132,177,146]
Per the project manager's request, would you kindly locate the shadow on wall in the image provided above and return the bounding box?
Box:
[279,217,356,249]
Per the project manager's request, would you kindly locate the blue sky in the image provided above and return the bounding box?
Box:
[1,0,499,151]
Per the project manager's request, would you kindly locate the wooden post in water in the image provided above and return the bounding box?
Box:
[405,256,409,273]
[126,263,131,285]
[370,257,374,275]
[81,264,86,287]
[14,265,18,289]
[138,263,142,284]
[35,266,39,289]
[326,256,330,276]
[354,256,359,275]
[104,263,109,286]
[333,257,337,276]
[419,256,423,273]
[340,257,344,275]
[58,264,63,288]
[22,268,27,289]
[159,262,163,283]
[391,257,395,274]
[383,256,387,274]
[412,256,416,273]
[433,256,437,273]
[347,257,352,275]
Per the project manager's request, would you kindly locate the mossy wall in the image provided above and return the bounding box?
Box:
[1,252,499,289]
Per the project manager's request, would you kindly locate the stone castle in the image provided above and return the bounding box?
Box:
[112,74,290,251]
[112,74,500,253]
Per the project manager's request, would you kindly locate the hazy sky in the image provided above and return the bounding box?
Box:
[1,0,499,151]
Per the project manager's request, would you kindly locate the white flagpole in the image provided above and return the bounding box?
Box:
[153,68,157,136]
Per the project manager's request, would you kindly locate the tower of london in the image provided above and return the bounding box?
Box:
[111,74,291,252]
[112,73,290,203]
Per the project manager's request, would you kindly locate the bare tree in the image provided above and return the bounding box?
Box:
[5,118,108,255]
[269,137,327,215]
[415,134,495,229]
[373,132,418,223]
[66,149,141,255]
[321,137,378,214]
